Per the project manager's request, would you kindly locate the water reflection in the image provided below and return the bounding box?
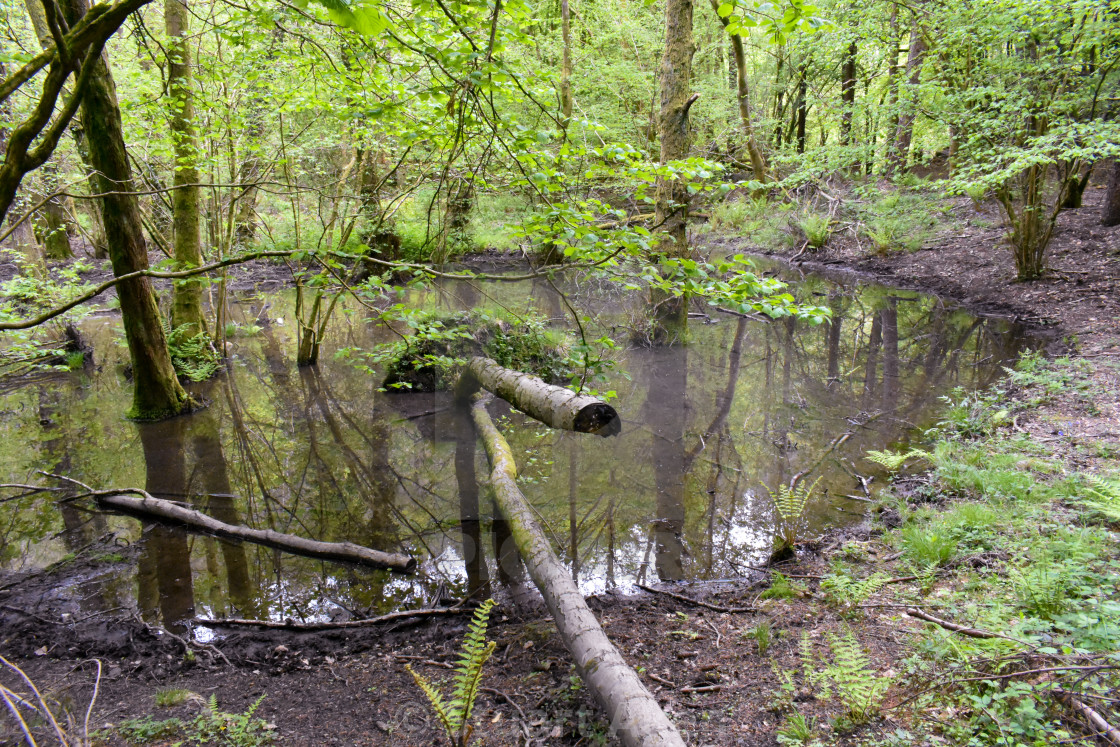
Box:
[0,265,1040,621]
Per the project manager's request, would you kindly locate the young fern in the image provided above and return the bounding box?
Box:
[824,632,889,722]
[766,477,821,552]
[407,599,497,747]
[865,448,930,473]
[820,571,890,615]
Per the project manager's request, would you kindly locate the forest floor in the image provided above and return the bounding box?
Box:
[2,185,1118,747]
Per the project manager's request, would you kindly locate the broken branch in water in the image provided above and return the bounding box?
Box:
[458,356,621,436]
[39,474,415,573]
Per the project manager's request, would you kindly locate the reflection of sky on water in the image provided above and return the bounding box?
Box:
[0,264,1039,629]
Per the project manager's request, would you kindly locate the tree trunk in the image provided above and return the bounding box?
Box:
[708,0,767,181]
[165,0,206,338]
[60,0,191,420]
[470,395,687,747]
[35,164,73,259]
[794,62,808,154]
[0,62,43,273]
[96,489,417,572]
[886,20,926,177]
[1103,160,1120,227]
[560,0,573,128]
[458,356,621,436]
[840,40,857,146]
[653,0,696,342]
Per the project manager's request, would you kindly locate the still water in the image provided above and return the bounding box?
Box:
[0,262,1038,630]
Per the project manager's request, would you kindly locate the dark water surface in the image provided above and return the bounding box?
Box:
[0,263,1039,631]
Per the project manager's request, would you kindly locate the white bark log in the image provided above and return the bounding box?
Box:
[96,491,415,573]
[460,356,621,436]
[470,395,685,747]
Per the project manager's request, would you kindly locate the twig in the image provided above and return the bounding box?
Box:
[1055,689,1120,745]
[903,607,1024,644]
[195,606,472,630]
[647,672,677,689]
[636,584,756,614]
[680,684,722,694]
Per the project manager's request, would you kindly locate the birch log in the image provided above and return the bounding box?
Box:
[460,356,621,436]
[470,395,685,747]
[96,490,415,573]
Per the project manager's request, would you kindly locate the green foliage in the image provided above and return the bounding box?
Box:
[759,571,806,601]
[865,448,930,473]
[1076,473,1120,522]
[166,324,221,382]
[155,688,193,707]
[820,571,889,615]
[796,212,832,249]
[407,599,497,747]
[184,695,274,746]
[899,525,957,569]
[743,620,773,655]
[775,710,818,746]
[116,716,183,744]
[935,387,1012,440]
[766,477,821,554]
[822,632,890,723]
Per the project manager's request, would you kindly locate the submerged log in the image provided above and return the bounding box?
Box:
[96,491,415,573]
[459,356,621,436]
[470,395,684,747]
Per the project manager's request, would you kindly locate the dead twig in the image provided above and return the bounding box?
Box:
[636,584,756,614]
[1055,689,1120,745]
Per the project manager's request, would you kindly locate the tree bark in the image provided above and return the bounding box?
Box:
[164,0,206,338]
[707,0,767,181]
[95,489,417,572]
[1101,160,1120,227]
[840,40,857,146]
[60,0,190,420]
[470,395,686,747]
[458,356,621,436]
[886,19,926,177]
[653,0,696,342]
[560,0,573,128]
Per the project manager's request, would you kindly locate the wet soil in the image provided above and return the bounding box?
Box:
[2,186,1117,747]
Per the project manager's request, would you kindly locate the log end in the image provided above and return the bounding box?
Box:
[573,403,621,437]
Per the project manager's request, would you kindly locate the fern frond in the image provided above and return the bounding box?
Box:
[1078,473,1120,520]
[865,448,930,472]
[824,632,889,720]
[406,665,457,737]
[451,599,497,729]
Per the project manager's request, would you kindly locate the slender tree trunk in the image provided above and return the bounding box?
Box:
[60,0,191,420]
[653,0,696,342]
[882,6,902,172]
[886,19,926,177]
[35,164,73,259]
[1102,160,1120,227]
[794,63,808,155]
[840,40,857,146]
[708,0,767,181]
[165,0,206,338]
[560,0,573,128]
[772,53,786,148]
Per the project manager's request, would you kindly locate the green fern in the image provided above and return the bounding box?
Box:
[407,599,497,747]
[824,632,889,722]
[766,478,821,552]
[1077,473,1120,521]
[865,448,930,472]
[165,322,221,382]
[820,571,889,615]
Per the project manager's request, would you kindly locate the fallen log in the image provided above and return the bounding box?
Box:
[470,395,684,747]
[459,356,621,436]
[95,490,415,573]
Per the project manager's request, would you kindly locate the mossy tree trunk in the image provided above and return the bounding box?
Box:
[840,39,857,147]
[560,0,573,129]
[61,0,190,420]
[164,0,206,338]
[652,0,696,344]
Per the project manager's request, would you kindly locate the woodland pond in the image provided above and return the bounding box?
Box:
[0,261,1039,634]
